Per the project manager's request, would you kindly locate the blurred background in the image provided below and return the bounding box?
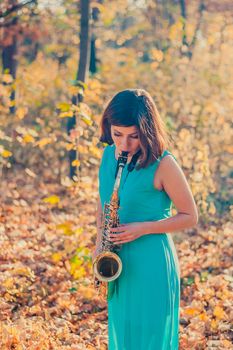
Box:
[0,1,232,349]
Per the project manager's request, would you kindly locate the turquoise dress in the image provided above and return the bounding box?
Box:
[98,144,180,350]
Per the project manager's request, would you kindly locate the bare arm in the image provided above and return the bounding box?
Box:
[145,155,198,234]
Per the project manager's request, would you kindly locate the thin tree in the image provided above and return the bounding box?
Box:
[179,0,205,59]
[89,0,102,74]
[67,0,90,180]
[0,0,37,113]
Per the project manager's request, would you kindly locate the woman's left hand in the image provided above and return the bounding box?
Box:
[109,222,149,244]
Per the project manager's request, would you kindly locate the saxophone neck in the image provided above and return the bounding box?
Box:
[110,190,119,207]
[113,163,124,191]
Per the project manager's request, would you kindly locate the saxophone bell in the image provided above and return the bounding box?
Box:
[93,251,122,282]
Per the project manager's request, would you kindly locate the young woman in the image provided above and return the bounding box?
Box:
[92,89,198,350]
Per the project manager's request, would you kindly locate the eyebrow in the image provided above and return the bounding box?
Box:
[113,130,138,135]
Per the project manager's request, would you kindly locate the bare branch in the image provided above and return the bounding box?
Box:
[0,0,36,19]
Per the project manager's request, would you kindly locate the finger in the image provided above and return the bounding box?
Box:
[111,235,130,242]
[110,231,124,235]
[110,225,126,231]
[110,227,122,232]
[110,232,126,237]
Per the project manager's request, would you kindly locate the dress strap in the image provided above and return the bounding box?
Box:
[159,150,177,162]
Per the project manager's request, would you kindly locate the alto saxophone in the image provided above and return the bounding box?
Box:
[92,150,129,299]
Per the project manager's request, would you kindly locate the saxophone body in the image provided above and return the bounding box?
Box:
[93,150,129,299]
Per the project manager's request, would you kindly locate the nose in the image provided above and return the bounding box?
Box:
[120,138,130,151]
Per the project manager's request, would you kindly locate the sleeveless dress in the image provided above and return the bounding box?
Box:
[98,144,180,350]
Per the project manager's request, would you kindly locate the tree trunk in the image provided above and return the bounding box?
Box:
[89,1,102,74]
[89,35,97,74]
[2,16,18,114]
[67,0,90,180]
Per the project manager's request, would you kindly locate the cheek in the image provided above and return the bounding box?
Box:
[132,139,140,148]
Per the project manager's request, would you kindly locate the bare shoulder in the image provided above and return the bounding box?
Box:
[153,155,182,191]
[154,154,198,222]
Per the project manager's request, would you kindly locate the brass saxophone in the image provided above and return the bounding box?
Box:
[92,150,129,299]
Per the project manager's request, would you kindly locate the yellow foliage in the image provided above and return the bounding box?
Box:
[150,62,159,70]
[78,285,95,299]
[65,143,75,151]
[43,195,60,205]
[72,159,80,167]
[213,306,226,320]
[1,149,12,158]
[57,102,70,112]
[80,113,93,126]
[150,49,164,62]
[11,267,35,280]
[76,247,90,256]
[179,128,192,141]
[51,252,63,263]
[199,312,209,322]
[208,202,216,215]
[225,145,233,153]
[183,307,200,316]
[210,319,219,330]
[89,145,102,158]
[207,36,215,45]
[169,21,183,41]
[191,105,201,115]
[56,222,74,236]
[59,111,74,118]
[9,100,15,107]
[186,23,195,41]
[37,138,53,148]
[77,144,89,154]
[222,340,233,348]
[16,107,28,120]
[70,257,82,271]
[23,134,35,143]
[71,266,86,279]
[2,277,15,289]
[75,227,84,236]
[68,86,80,95]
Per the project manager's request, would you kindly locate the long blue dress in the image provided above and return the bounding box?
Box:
[98,144,180,350]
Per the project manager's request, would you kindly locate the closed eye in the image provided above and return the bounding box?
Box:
[114,133,138,139]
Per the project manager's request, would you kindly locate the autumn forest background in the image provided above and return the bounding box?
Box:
[0,0,232,349]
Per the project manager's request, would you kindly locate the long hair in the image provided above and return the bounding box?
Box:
[99,88,171,169]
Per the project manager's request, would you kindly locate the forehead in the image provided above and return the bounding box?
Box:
[111,125,138,134]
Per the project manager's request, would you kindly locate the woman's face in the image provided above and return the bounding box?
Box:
[110,125,141,157]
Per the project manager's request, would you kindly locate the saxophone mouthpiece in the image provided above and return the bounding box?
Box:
[118,151,129,168]
[121,151,129,156]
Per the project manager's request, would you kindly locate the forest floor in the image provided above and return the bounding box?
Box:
[0,166,232,349]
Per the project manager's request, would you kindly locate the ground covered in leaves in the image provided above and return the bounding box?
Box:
[0,167,232,349]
